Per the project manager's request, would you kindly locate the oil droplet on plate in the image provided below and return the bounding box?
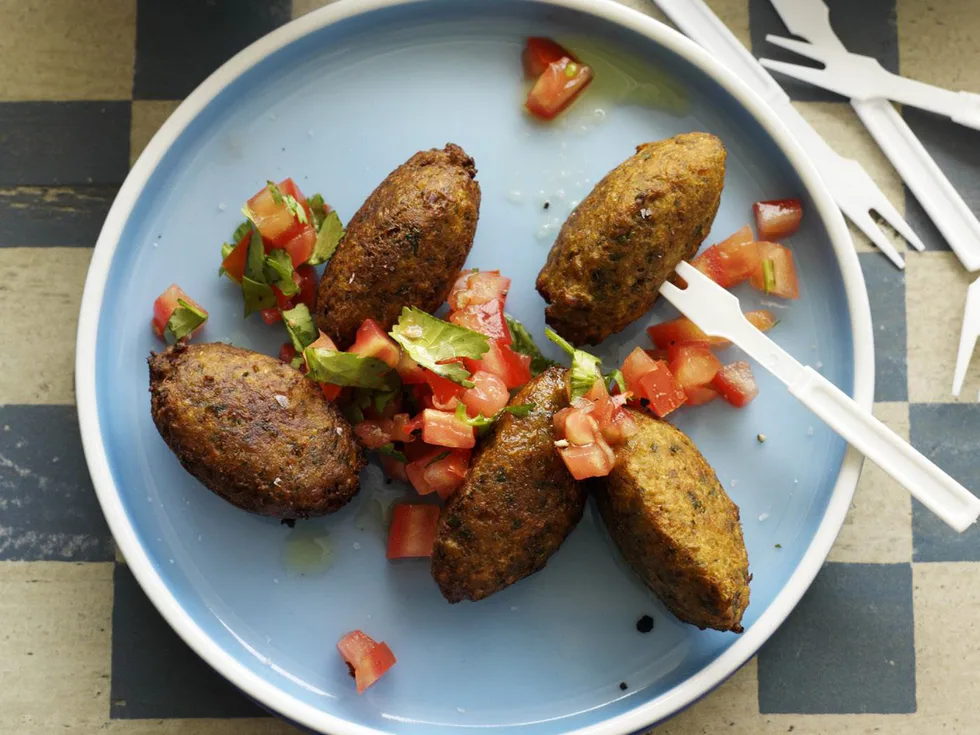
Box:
[282,527,333,576]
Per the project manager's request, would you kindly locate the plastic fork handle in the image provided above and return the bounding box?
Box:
[952,91,980,130]
[852,99,980,272]
[790,367,980,532]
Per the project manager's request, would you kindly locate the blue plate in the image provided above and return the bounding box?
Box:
[75,1,873,732]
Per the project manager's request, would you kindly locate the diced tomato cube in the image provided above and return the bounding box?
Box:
[746,309,779,333]
[260,307,282,325]
[354,642,396,694]
[379,454,409,483]
[526,57,594,121]
[753,198,803,240]
[354,419,394,450]
[423,370,466,411]
[279,342,297,364]
[421,409,475,449]
[647,309,777,350]
[600,408,638,445]
[749,242,800,299]
[464,341,531,389]
[685,384,720,406]
[281,224,316,268]
[692,227,761,288]
[712,361,760,407]
[559,407,600,446]
[246,178,309,247]
[634,364,688,418]
[621,347,659,388]
[522,37,575,78]
[349,319,401,368]
[668,344,722,390]
[449,299,511,344]
[557,440,615,480]
[321,383,342,401]
[387,504,440,559]
[461,370,509,418]
[294,264,317,311]
[151,284,207,341]
[337,630,379,669]
[405,447,470,498]
[448,270,511,311]
[221,231,251,283]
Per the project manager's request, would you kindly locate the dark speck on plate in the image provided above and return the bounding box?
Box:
[543,200,550,210]
[281,518,296,528]
[619,682,628,691]
[636,614,654,633]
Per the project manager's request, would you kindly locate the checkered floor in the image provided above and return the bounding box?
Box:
[1,1,978,733]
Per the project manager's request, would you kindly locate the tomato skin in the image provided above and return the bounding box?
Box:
[421,409,476,449]
[668,344,723,389]
[349,319,401,368]
[404,447,470,498]
[379,454,409,483]
[152,284,207,341]
[423,370,466,411]
[320,383,342,401]
[281,224,316,267]
[557,441,614,480]
[221,231,251,283]
[522,37,574,78]
[449,299,511,345]
[692,227,761,288]
[621,347,660,388]
[526,57,594,120]
[712,361,760,407]
[464,341,531,389]
[749,242,800,299]
[294,265,317,310]
[354,642,397,694]
[337,630,379,669]
[461,370,510,418]
[279,342,297,364]
[387,504,440,559]
[260,307,283,325]
[753,198,803,240]
[448,270,511,311]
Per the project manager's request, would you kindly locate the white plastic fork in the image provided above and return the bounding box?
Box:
[660,262,980,533]
[766,0,980,274]
[650,0,919,269]
[760,36,980,131]
[952,277,980,398]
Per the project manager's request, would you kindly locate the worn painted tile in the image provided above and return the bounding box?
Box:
[897,0,980,92]
[0,0,136,101]
[749,0,898,103]
[757,562,916,714]
[134,0,291,100]
[704,0,752,51]
[860,252,907,402]
[0,562,112,731]
[900,108,980,253]
[792,101,908,255]
[110,563,267,719]
[909,404,980,562]
[0,185,116,247]
[129,100,181,167]
[0,248,91,404]
[651,658,762,734]
[905,251,976,403]
[913,563,980,729]
[0,405,114,562]
[828,402,911,564]
[0,102,130,187]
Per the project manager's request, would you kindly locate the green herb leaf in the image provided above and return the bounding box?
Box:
[308,193,327,231]
[241,276,276,317]
[165,298,207,343]
[389,307,489,387]
[231,220,251,243]
[762,258,776,295]
[607,368,626,394]
[502,403,534,418]
[307,210,344,266]
[342,389,373,424]
[244,226,266,283]
[425,450,451,467]
[303,347,395,390]
[505,315,559,376]
[263,248,299,296]
[378,443,407,463]
[290,355,305,370]
[545,328,602,399]
[284,194,308,225]
[266,180,284,205]
[454,402,535,432]
[373,385,401,414]
[282,303,319,352]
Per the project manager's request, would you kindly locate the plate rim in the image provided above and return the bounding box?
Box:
[74,0,875,733]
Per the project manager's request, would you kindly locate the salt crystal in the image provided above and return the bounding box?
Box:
[758,513,769,522]
[274,394,289,408]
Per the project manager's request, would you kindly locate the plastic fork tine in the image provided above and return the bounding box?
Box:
[764,34,833,62]
[872,193,927,252]
[758,58,836,90]
[952,278,980,397]
[839,203,905,268]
